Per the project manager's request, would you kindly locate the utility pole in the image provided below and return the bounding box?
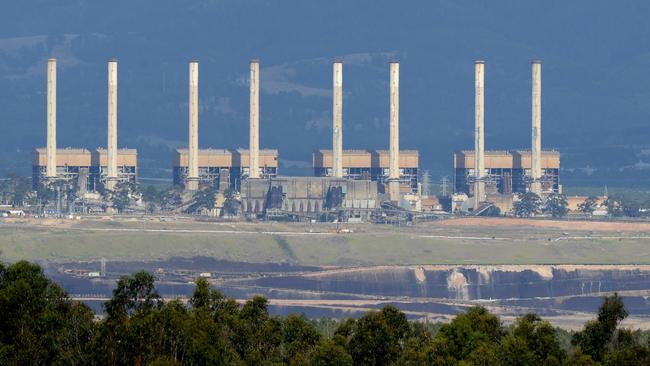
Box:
[100,257,106,277]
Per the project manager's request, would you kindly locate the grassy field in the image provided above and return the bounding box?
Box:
[1,217,649,265]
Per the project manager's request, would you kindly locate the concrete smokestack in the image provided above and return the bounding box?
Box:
[249,59,260,179]
[531,60,542,195]
[474,60,486,208]
[186,60,199,190]
[388,61,400,202]
[332,60,343,178]
[46,58,57,178]
[106,58,118,190]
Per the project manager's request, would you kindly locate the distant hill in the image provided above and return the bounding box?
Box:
[1,0,649,187]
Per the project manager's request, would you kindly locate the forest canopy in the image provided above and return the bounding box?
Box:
[1,260,649,365]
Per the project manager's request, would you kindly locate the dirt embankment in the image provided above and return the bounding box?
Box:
[1,217,79,228]
[436,217,650,232]
[5,215,650,233]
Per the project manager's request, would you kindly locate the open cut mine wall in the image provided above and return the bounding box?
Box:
[240,265,650,302]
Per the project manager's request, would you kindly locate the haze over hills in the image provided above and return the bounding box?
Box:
[1,1,649,187]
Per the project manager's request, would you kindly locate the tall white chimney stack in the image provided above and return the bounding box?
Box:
[106,58,118,190]
[249,59,260,179]
[186,59,199,190]
[474,60,486,208]
[46,58,57,178]
[332,60,343,178]
[531,60,542,195]
[388,61,400,202]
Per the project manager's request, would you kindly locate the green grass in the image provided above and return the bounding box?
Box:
[286,234,650,266]
[272,235,298,262]
[1,222,649,266]
[0,227,285,263]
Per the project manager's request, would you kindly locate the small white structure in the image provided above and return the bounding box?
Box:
[400,194,422,211]
[451,193,469,213]
[4,210,25,217]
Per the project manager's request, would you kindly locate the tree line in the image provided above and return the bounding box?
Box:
[0,171,237,215]
[2,260,650,365]
[512,192,650,219]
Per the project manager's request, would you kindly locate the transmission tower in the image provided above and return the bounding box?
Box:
[421,170,432,197]
[440,176,449,197]
[56,185,61,217]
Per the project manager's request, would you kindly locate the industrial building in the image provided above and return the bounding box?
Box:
[461,59,558,212]
[238,60,411,220]
[172,148,278,189]
[240,177,379,220]
[453,149,560,196]
[175,58,418,222]
[304,60,416,205]
[177,59,279,193]
[33,58,138,193]
[31,148,138,191]
[313,149,419,193]
[191,59,412,220]
[29,55,571,220]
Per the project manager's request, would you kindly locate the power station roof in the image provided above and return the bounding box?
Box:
[459,150,511,155]
[95,148,138,154]
[174,148,278,154]
[33,147,92,154]
[33,147,137,154]
[315,149,419,154]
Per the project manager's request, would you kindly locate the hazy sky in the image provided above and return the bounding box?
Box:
[1,1,649,185]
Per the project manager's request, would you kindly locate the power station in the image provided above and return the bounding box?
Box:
[237,59,389,220]
[172,148,278,189]
[32,57,561,219]
[32,58,138,193]
[453,60,560,214]
[313,149,419,194]
[453,150,560,196]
